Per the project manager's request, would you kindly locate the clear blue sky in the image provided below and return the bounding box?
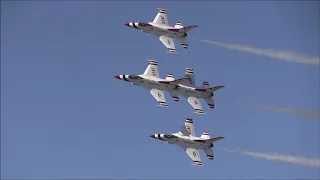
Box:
[1,1,319,179]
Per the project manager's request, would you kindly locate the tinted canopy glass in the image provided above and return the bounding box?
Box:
[164,134,177,139]
[138,22,152,27]
[128,75,142,79]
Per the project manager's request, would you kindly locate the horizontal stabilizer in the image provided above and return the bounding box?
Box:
[165,74,174,81]
[158,77,188,85]
[168,25,198,33]
[174,22,183,29]
[200,131,211,139]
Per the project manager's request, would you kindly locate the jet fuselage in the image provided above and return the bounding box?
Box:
[151,133,213,149]
[115,74,214,99]
[125,22,187,39]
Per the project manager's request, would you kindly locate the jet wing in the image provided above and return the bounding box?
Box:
[143,60,160,78]
[159,35,176,54]
[183,68,196,87]
[150,89,168,107]
[187,96,204,114]
[185,148,203,166]
[153,8,168,25]
[179,118,195,136]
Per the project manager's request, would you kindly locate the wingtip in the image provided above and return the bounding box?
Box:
[146,59,157,62]
[191,162,203,166]
[167,49,177,54]
[157,8,167,10]
[194,111,205,115]
[146,59,158,65]
[157,103,168,107]
[185,118,193,123]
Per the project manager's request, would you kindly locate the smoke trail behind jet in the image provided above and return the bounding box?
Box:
[224,148,320,168]
[191,37,320,66]
[237,101,320,120]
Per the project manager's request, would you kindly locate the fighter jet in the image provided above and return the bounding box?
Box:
[124,8,198,54]
[114,60,224,114]
[150,118,225,166]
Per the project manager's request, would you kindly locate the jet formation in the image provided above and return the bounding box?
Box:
[151,118,224,166]
[114,60,225,114]
[118,8,225,166]
[124,8,198,54]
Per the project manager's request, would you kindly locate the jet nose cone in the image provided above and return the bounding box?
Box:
[150,134,155,138]
[124,23,130,27]
[114,75,120,79]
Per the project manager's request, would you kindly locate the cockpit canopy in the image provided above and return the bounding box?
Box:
[164,134,178,139]
[128,75,142,79]
[138,22,152,27]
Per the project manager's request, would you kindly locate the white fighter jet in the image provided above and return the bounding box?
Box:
[114,60,224,114]
[124,8,198,54]
[150,118,225,166]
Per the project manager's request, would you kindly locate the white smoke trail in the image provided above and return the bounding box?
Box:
[224,148,320,168]
[237,101,320,120]
[191,37,320,66]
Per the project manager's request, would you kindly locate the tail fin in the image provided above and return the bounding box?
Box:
[202,136,225,161]
[174,22,183,29]
[209,136,225,143]
[208,86,224,93]
[179,25,198,33]
[202,81,210,89]
[200,131,211,139]
[195,85,225,93]
[165,73,174,81]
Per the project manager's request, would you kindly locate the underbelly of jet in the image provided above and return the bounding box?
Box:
[152,29,183,38]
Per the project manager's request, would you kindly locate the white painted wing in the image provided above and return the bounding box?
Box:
[159,35,176,54]
[152,8,168,25]
[143,60,160,78]
[185,148,203,166]
[203,148,214,160]
[179,118,195,136]
[150,89,168,107]
[183,68,196,87]
[187,96,204,114]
